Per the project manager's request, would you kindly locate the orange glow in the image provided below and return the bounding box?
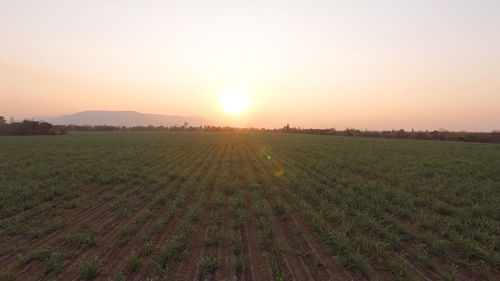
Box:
[0,1,499,131]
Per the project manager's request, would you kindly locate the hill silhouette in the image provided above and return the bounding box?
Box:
[34,111,208,127]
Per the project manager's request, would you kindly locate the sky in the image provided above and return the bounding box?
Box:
[1,0,499,131]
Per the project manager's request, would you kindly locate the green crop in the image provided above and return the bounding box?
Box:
[0,132,498,280]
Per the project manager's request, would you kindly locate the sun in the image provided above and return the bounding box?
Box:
[220,89,250,114]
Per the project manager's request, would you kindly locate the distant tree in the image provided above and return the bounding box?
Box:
[0,119,66,136]
[283,124,290,132]
[396,129,406,138]
[0,116,6,135]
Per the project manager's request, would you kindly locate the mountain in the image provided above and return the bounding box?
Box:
[34,111,208,127]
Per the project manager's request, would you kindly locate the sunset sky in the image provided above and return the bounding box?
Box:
[1,0,499,131]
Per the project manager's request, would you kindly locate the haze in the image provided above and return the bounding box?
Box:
[1,0,499,131]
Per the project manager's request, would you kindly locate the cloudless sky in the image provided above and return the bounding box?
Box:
[1,0,499,131]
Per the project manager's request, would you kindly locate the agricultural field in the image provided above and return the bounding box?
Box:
[0,132,499,281]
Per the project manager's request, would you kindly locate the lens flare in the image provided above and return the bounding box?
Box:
[274,168,284,177]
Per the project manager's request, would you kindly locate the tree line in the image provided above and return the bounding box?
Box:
[2,116,498,143]
[280,124,500,144]
[60,123,500,143]
[63,124,260,132]
[0,117,67,136]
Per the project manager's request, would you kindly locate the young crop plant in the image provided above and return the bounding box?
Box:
[271,197,289,220]
[111,273,125,281]
[116,209,153,245]
[280,180,376,278]
[229,216,247,279]
[65,198,80,209]
[154,145,226,274]
[111,198,138,219]
[42,250,68,274]
[232,255,245,277]
[157,188,206,270]
[157,216,194,267]
[128,250,143,272]
[444,263,458,281]
[245,145,380,278]
[139,240,153,257]
[66,230,99,249]
[230,189,247,231]
[269,149,425,276]
[0,216,26,236]
[388,254,418,281]
[28,218,71,239]
[353,234,388,264]
[197,255,219,281]
[249,187,288,281]
[203,224,222,248]
[152,182,195,234]
[78,255,103,280]
[18,247,64,266]
[0,267,16,281]
[203,186,225,248]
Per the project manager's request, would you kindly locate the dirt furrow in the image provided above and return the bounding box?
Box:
[215,205,235,281]
[169,143,229,281]
[50,144,220,281]
[271,146,464,280]
[214,144,238,281]
[16,189,158,280]
[50,187,174,280]
[121,144,223,281]
[246,145,362,281]
[242,147,314,281]
[15,144,208,280]
[0,184,115,257]
[100,205,173,279]
[0,185,134,271]
[269,145,494,280]
[235,145,272,281]
[102,145,220,280]
[0,146,183,235]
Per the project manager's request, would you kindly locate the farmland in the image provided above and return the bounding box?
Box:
[0,132,499,281]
